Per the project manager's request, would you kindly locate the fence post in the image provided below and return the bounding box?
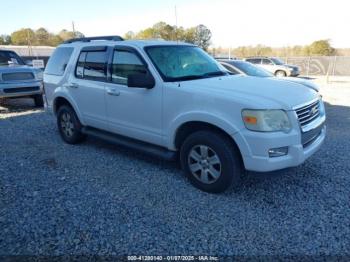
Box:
[306,56,311,77]
[332,56,337,77]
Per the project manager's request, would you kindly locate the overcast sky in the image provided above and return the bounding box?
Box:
[0,0,349,48]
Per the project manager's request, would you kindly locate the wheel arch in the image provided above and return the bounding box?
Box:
[53,95,85,125]
[173,120,243,164]
[274,69,287,76]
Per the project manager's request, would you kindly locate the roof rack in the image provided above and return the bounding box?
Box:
[63,35,124,44]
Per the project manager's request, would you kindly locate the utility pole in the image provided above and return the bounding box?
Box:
[26,29,33,57]
[72,21,76,38]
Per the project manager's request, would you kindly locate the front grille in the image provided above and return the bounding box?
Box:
[303,130,322,148]
[2,72,35,81]
[3,86,40,94]
[295,100,320,127]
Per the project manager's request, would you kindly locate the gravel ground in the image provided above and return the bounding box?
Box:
[0,84,350,257]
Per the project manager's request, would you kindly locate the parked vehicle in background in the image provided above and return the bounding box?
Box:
[219,59,319,92]
[44,36,326,193]
[245,56,300,77]
[0,49,44,107]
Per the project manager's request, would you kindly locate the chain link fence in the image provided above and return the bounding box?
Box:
[284,56,350,77]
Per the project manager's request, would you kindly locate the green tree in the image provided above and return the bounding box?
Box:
[59,29,84,41]
[0,35,11,45]
[135,22,175,40]
[192,25,212,51]
[11,28,35,45]
[132,22,212,48]
[35,28,50,45]
[308,39,335,56]
[48,34,63,46]
[124,31,136,40]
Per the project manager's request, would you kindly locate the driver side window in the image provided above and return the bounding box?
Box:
[112,50,147,85]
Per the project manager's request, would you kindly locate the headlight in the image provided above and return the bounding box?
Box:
[242,109,291,132]
[34,70,43,80]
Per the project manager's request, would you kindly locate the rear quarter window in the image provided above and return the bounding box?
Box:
[45,47,74,76]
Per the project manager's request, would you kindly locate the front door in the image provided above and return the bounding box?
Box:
[104,47,163,146]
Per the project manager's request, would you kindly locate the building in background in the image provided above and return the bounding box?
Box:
[0,45,55,67]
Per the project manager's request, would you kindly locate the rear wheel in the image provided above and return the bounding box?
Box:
[275,70,287,77]
[57,105,85,144]
[180,130,242,193]
[33,94,44,107]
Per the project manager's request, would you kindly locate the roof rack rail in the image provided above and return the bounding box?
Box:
[63,35,124,44]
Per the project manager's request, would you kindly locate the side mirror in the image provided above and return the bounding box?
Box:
[127,73,155,89]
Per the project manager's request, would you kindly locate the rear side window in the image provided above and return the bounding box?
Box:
[111,50,146,85]
[247,58,261,64]
[221,63,239,74]
[262,59,272,65]
[75,50,107,81]
[45,47,74,76]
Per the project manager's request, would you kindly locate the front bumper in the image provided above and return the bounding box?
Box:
[288,69,300,77]
[0,81,43,98]
[232,120,326,172]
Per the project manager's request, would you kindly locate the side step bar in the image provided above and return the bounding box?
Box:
[81,127,177,161]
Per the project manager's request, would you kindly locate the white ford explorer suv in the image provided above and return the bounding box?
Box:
[44,36,326,193]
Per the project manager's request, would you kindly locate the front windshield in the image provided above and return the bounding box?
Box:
[232,61,273,77]
[271,58,284,65]
[0,51,25,66]
[145,46,227,82]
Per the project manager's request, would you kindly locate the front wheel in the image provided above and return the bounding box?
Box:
[180,131,243,193]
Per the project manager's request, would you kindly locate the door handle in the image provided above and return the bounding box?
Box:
[68,83,79,89]
[107,88,120,96]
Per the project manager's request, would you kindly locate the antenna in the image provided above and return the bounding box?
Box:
[175,5,178,43]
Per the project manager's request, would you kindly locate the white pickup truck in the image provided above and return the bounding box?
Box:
[44,36,326,193]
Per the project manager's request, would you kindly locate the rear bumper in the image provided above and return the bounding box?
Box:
[0,81,43,98]
[232,123,326,172]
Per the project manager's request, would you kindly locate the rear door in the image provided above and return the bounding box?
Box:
[261,58,275,73]
[67,46,109,130]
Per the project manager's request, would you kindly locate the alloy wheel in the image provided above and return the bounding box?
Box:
[188,145,222,184]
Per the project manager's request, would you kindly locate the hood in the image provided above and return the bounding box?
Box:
[0,64,37,73]
[179,75,318,110]
[281,77,319,92]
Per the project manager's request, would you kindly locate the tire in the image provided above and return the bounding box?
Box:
[33,94,44,107]
[180,130,243,193]
[275,70,287,77]
[57,105,86,144]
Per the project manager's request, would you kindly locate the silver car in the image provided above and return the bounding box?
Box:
[245,57,300,77]
[219,59,319,92]
[0,49,44,107]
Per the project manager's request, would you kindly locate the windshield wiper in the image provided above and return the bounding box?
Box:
[202,71,228,77]
[169,75,206,82]
[169,71,228,82]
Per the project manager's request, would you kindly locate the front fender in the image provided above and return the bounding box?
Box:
[166,111,241,150]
